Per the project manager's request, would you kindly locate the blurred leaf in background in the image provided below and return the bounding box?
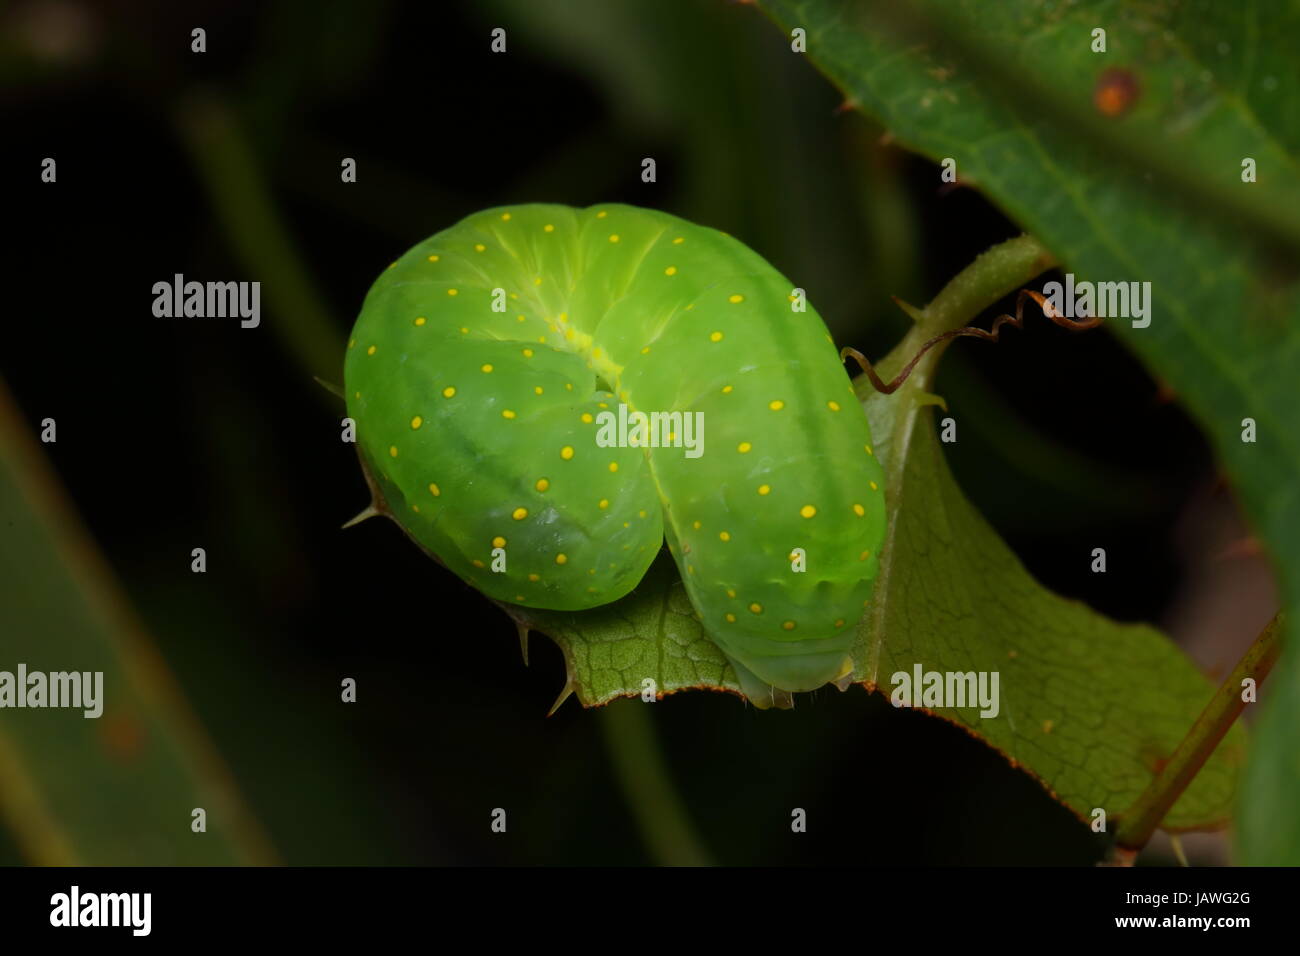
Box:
[0,379,274,865]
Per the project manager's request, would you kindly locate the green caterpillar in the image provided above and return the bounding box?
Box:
[343,203,886,695]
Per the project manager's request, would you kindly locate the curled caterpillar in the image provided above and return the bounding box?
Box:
[343,204,887,695]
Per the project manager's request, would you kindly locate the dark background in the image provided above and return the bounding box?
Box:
[2,0,1272,865]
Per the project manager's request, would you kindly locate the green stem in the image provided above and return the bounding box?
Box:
[921,235,1059,335]
[597,700,713,866]
[854,234,1059,397]
[1114,612,1284,853]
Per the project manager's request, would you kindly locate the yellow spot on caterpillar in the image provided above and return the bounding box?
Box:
[555,553,568,565]
[859,550,871,561]
[539,336,546,343]
[517,315,526,324]
[783,621,796,631]
[599,499,609,509]
[474,243,486,252]
[865,445,874,455]
[565,383,574,391]
[535,478,550,492]
[389,445,398,458]
[638,510,647,518]
[428,483,441,497]
[729,294,744,304]
[725,613,736,623]
[596,210,607,218]
[827,401,841,411]
[719,531,731,542]
[447,288,458,296]
[598,402,608,408]
[870,481,879,491]
[609,234,619,243]
[544,223,554,232]
[749,603,763,614]
[534,386,544,395]
[592,348,603,359]
[442,386,456,398]
[641,346,651,354]
[354,391,360,399]
[367,345,377,355]
[692,521,702,530]
[800,505,817,518]
[410,416,423,429]
[528,573,540,582]
[608,462,619,473]
[481,364,493,373]
[512,507,528,520]
[737,442,752,453]
[581,413,593,423]
[727,589,736,598]
[492,536,506,548]
[459,327,468,334]
[522,348,533,357]
[414,316,426,326]
[427,254,439,262]
[834,619,845,628]
[501,409,516,419]
[412,505,419,513]
[534,277,542,286]
[853,503,865,516]
[561,446,574,460]
[722,385,733,393]
[472,559,485,568]
[348,338,356,349]
[769,400,785,411]
[710,331,723,342]
[672,236,684,244]
[687,565,694,574]
[758,484,771,495]
[665,266,677,276]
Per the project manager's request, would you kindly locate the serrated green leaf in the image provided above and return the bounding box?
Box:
[516,244,1243,832]
[755,0,1298,863]
[854,329,1243,831]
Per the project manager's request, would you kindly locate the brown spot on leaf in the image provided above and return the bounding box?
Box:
[1095,68,1141,116]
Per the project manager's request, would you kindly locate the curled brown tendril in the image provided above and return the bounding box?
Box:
[842,289,1104,395]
